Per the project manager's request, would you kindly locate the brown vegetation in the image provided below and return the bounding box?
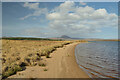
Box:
[2,40,73,78]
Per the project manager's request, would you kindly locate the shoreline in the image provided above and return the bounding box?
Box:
[74,43,92,78]
[8,42,90,78]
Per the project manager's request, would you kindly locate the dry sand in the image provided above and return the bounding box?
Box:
[8,42,89,78]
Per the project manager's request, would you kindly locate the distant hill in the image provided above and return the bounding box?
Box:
[58,35,84,40]
[60,35,71,39]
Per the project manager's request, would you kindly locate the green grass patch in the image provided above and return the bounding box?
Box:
[38,63,46,67]
[2,37,63,41]
[43,68,48,71]
[2,64,24,79]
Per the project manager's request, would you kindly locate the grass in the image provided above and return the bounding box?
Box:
[43,68,48,71]
[2,63,24,79]
[2,37,63,41]
[67,53,70,57]
[38,63,46,67]
[46,53,50,58]
[2,39,73,78]
[29,78,37,80]
[2,39,88,78]
[67,54,70,57]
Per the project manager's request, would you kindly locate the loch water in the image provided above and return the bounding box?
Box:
[75,41,119,78]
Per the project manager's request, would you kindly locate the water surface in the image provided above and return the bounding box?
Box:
[75,41,119,78]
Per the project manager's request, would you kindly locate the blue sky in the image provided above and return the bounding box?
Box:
[2,2,118,39]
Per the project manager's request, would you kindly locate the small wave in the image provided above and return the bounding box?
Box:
[75,41,119,79]
[86,62,118,74]
[80,65,118,78]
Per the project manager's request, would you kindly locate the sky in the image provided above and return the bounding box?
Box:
[1,0,120,2]
[2,2,118,39]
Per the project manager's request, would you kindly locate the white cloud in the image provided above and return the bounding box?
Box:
[20,2,48,20]
[47,13,62,20]
[23,2,39,10]
[46,1,118,37]
[21,1,118,38]
[80,2,87,5]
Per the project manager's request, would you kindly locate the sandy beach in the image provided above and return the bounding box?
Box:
[8,42,89,78]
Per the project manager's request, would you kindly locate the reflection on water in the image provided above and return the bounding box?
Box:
[75,41,119,78]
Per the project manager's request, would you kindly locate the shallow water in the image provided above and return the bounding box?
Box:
[75,41,119,78]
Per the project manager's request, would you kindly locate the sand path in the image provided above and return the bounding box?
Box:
[9,42,89,78]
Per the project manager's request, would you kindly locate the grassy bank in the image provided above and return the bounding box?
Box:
[2,38,88,79]
[2,37,63,41]
[2,40,72,79]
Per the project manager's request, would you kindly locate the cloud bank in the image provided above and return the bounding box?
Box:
[21,1,118,38]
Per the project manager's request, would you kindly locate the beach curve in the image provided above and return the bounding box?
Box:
[8,42,90,78]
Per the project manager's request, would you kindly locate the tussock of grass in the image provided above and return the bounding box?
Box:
[67,53,70,57]
[67,54,70,57]
[24,53,41,66]
[43,68,48,71]
[2,63,24,79]
[46,53,50,58]
[38,63,46,67]
[29,78,37,80]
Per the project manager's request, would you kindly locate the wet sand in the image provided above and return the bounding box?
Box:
[9,42,89,78]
